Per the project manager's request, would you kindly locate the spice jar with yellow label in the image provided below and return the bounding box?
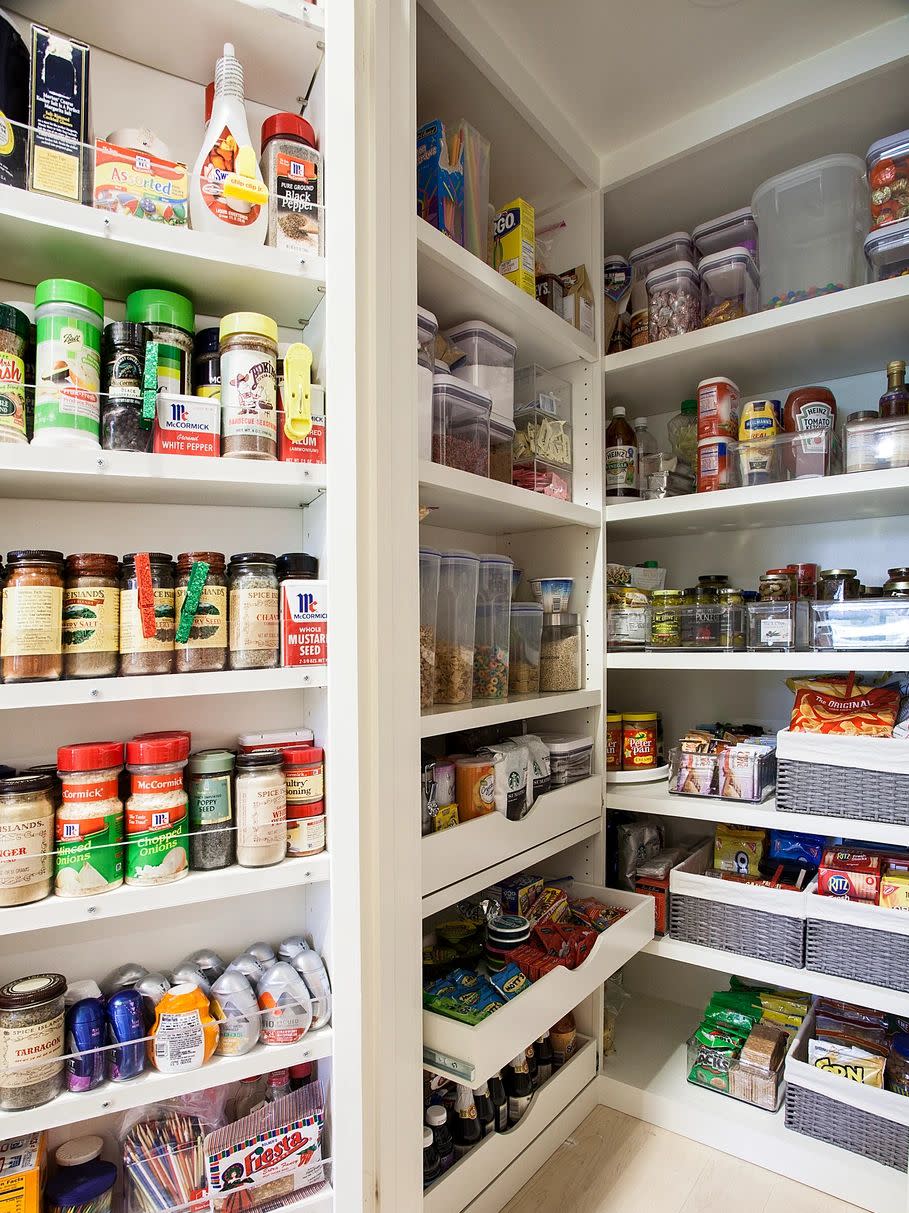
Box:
[0,774,54,905]
[63,553,120,679]
[1,550,64,683]
[119,553,175,676]
[175,552,227,673]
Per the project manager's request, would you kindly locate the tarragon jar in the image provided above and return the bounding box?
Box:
[63,553,119,679]
[119,553,175,676]
[55,741,124,897]
[0,973,66,1111]
[175,552,227,673]
[0,774,54,906]
[1,550,64,683]
[125,733,189,886]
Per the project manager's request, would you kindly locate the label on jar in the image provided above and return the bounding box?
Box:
[55,794,123,895]
[221,347,277,446]
[119,588,175,654]
[63,585,119,654]
[125,794,189,885]
[175,584,227,649]
[281,580,328,666]
[237,781,286,855]
[229,586,279,655]
[0,814,52,893]
[630,309,649,348]
[0,1011,64,1088]
[605,445,637,493]
[0,350,26,441]
[273,151,321,254]
[151,1009,205,1072]
[287,813,325,857]
[623,726,657,768]
[189,775,232,828]
[286,766,324,806]
[760,618,792,647]
[106,350,143,400]
[1,585,62,657]
[280,418,326,463]
[34,314,101,438]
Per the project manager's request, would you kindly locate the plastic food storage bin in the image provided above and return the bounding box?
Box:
[419,547,441,710]
[540,612,583,691]
[646,261,701,341]
[864,219,909,282]
[417,306,438,462]
[668,745,776,802]
[508,602,543,694]
[845,414,909,473]
[538,733,593,786]
[434,550,480,705]
[472,554,513,700]
[747,601,810,651]
[443,320,517,420]
[692,207,758,263]
[729,429,841,485]
[431,375,491,477]
[687,1032,788,1112]
[810,599,909,651]
[866,128,909,232]
[628,231,694,347]
[699,247,759,327]
[751,154,868,308]
[489,416,515,485]
[513,364,573,499]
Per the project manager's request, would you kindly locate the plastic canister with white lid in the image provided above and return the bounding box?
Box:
[864,219,909,282]
[432,375,492,476]
[645,261,701,341]
[536,732,594,785]
[443,320,517,420]
[417,306,438,460]
[628,232,695,346]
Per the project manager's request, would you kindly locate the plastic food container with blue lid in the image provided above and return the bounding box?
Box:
[864,218,909,282]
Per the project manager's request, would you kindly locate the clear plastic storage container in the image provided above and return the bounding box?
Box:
[646,262,701,341]
[512,365,573,499]
[730,429,841,486]
[540,613,583,691]
[508,602,543,694]
[845,413,909,473]
[866,128,909,232]
[628,232,695,347]
[699,247,759,327]
[811,599,909,651]
[646,604,746,651]
[431,375,491,477]
[692,207,758,263]
[443,320,517,420]
[537,733,593,786]
[751,154,868,307]
[472,554,514,700]
[417,306,438,462]
[419,546,441,710]
[747,601,810,652]
[864,219,909,282]
[489,416,515,485]
[435,551,480,704]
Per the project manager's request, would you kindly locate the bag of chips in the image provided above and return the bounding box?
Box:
[787,673,900,737]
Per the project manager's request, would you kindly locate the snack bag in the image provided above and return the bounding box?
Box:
[787,673,900,736]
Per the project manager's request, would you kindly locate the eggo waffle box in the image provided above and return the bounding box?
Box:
[494,198,535,296]
[281,580,328,667]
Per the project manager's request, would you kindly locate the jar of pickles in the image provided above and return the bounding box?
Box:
[650,589,682,648]
[884,567,909,598]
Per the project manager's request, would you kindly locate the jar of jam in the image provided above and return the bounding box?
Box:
[650,589,682,648]
[787,563,819,600]
[818,568,860,602]
[884,568,909,598]
[605,714,622,771]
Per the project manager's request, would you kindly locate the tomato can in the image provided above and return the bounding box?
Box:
[697,437,730,492]
[697,376,740,440]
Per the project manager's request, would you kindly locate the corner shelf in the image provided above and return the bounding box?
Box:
[420,461,600,533]
[420,688,601,739]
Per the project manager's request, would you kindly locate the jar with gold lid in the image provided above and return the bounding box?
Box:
[1,551,64,683]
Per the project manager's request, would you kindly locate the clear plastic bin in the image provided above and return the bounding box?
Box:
[489,416,515,484]
[540,613,583,690]
[729,429,841,486]
[431,374,491,477]
[628,231,694,347]
[645,604,745,651]
[417,306,438,462]
[473,554,513,700]
[508,602,543,694]
[419,546,441,709]
[747,600,810,652]
[864,219,909,282]
[866,128,909,232]
[687,1034,784,1111]
[693,207,758,263]
[513,365,573,499]
[845,413,909,473]
[537,733,593,786]
[699,247,759,327]
[811,598,909,651]
[443,320,517,420]
[751,154,868,308]
[646,261,701,341]
[607,603,651,650]
[435,550,479,704]
[669,745,776,802]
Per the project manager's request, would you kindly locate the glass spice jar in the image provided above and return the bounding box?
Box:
[193,328,221,399]
[0,774,54,906]
[175,552,227,673]
[0,303,30,444]
[0,972,66,1111]
[235,750,287,867]
[187,749,235,871]
[101,322,152,453]
[125,733,190,886]
[62,553,120,679]
[119,553,175,676]
[818,568,861,602]
[1,550,64,683]
[764,568,796,600]
[219,312,278,460]
[54,742,124,897]
[228,553,279,670]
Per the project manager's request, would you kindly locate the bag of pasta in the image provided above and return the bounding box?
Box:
[786,673,900,737]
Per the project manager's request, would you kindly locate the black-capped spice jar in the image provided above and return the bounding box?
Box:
[1,550,64,683]
[175,552,227,673]
[193,327,221,399]
[119,553,175,676]
[101,322,151,453]
[0,972,66,1110]
[63,553,120,679]
[228,553,279,670]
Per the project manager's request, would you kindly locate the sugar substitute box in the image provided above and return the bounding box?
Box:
[281,580,328,666]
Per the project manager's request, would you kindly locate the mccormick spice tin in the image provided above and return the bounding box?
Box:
[280,580,328,667]
[153,393,219,456]
[697,376,740,440]
[697,438,730,492]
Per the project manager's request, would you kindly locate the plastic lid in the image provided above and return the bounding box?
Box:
[122,551,173,565]
[612,405,626,417]
[696,376,739,391]
[0,973,66,1008]
[46,1160,117,1206]
[220,311,278,343]
[864,218,909,260]
[188,748,235,775]
[57,741,124,772]
[543,612,578,625]
[629,231,693,264]
[431,374,493,414]
[645,260,699,289]
[443,320,518,358]
[35,278,104,318]
[681,399,697,414]
[417,305,438,341]
[456,756,492,768]
[126,288,194,333]
[6,549,64,565]
[539,734,593,752]
[634,417,649,428]
[489,416,516,436]
[426,1105,447,1127]
[283,745,323,765]
[603,253,630,267]
[194,326,220,356]
[692,207,755,241]
[424,1127,434,1148]
[751,154,865,211]
[478,553,514,566]
[697,246,757,274]
[277,551,318,580]
[0,773,52,795]
[0,303,31,342]
[511,602,543,613]
[866,129,909,169]
[237,749,283,769]
[261,111,316,152]
[133,729,192,747]
[56,1137,105,1167]
[441,549,480,563]
[127,734,191,765]
[419,546,442,560]
[606,713,622,722]
[622,712,658,719]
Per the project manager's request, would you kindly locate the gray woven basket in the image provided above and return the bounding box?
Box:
[669,893,805,967]
[785,1082,909,1171]
[806,918,909,993]
[777,757,909,825]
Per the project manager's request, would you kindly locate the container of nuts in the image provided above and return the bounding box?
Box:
[419,547,441,709]
[646,261,701,341]
[699,247,760,327]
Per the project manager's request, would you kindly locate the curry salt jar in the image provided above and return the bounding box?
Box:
[175,552,227,673]
[228,553,279,670]
[55,742,124,897]
[235,750,287,867]
[1,550,64,683]
[125,733,190,886]
[0,304,30,444]
[0,774,54,906]
[0,972,66,1111]
[119,553,175,676]
[63,553,120,679]
[219,312,278,460]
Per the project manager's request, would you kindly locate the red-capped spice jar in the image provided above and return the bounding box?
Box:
[55,741,124,897]
[622,713,659,769]
[606,714,623,771]
[284,746,325,857]
[783,386,837,479]
[124,732,190,887]
[787,563,819,600]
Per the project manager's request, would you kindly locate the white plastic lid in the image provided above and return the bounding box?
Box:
[633,417,649,428]
[424,1127,434,1148]
[442,549,480,563]
[864,218,909,261]
[539,733,594,753]
[612,405,627,416]
[417,305,438,342]
[604,253,630,268]
[443,320,517,358]
[426,1105,447,1127]
[697,246,757,275]
[645,260,700,289]
[479,553,514,565]
[692,207,755,242]
[56,1137,105,1167]
[629,231,693,263]
[419,546,442,559]
[752,154,865,209]
[867,129,909,169]
[697,376,739,391]
[432,373,493,415]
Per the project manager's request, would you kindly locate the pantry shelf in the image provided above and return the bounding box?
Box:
[597,993,901,1213]
[606,651,903,673]
[420,461,600,533]
[602,276,909,415]
[420,689,601,739]
[417,219,597,367]
[0,1027,333,1138]
[0,445,326,509]
[0,666,327,711]
[0,185,325,328]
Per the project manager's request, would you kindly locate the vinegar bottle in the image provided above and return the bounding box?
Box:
[880,360,909,418]
[605,405,639,499]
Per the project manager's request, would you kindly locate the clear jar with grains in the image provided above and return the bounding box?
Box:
[235,750,287,867]
[509,602,543,694]
[119,553,175,676]
[0,973,66,1111]
[175,552,227,673]
[220,312,278,460]
[228,553,279,669]
[125,733,189,887]
[55,742,124,897]
[1,550,64,683]
[187,749,235,871]
[419,547,441,710]
[63,553,120,679]
[0,774,54,906]
[435,551,480,705]
[540,613,583,692]
[473,554,513,700]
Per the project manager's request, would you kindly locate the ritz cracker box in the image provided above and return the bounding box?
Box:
[494,198,535,297]
[281,580,328,667]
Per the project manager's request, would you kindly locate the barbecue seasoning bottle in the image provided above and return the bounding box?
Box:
[1,550,64,682]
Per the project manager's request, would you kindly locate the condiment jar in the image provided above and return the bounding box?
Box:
[0,972,66,1110]
[284,746,325,857]
[622,713,659,769]
[32,279,104,448]
[0,303,30,444]
[0,774,54,905]
[260,112,323,256]
[125,733,190,886]
[101,322,152,453]
[787,562,819,600]
[119,553,175,676]
[55,742,124,897]
[175,551,227,673]
[884,567,909,598]
[650,589,683,648]
[187,749,235,871]
[818,568,860,602]
[219,312,279,460]
[235,750,287,867]
[1,549,64,683]
[228,552,279,669]
[539,613,583,691]
[63,553,120,679]
[764,568,795,600]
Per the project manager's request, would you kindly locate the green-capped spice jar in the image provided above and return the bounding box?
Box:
[55,741,124,897]
[187,749,235,871]
[650,589,683,648]
[125,733,189,886]
[0,304,30,444]
[125,289,194,396]
[32,279,104,447]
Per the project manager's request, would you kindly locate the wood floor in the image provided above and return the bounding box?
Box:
[501,1106,864,1213]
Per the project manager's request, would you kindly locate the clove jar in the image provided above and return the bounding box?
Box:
[0,973,66,1111]
[119,553,175,676]
[235,750,287,867]
[0,774,54,906]
[1,550,64,683]
[63,553,120,679]
[228,553,279,670]
[175,552,227,673]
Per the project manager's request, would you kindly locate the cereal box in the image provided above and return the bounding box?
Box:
[417,119,463,242]
[499,873,543,917]
[494,198,535,296]
[818,849,881,902]
[281,579,328,667]
[0,1133,44,1213]
[93,140,188,224]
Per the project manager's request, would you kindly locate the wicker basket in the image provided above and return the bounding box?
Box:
[805,883,909,993]
[775,730,909,826]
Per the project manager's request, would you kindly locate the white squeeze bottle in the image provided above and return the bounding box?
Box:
[190,43,267,243]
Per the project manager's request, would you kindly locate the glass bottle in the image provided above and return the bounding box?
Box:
[505,1053,533,1125]
[604,405,638,499]
[422,1127,440,1189]
[880,360,909,419]
[525,1042,539,1090]
[473,1083,496,1137]
[488,1072,508,1132]
[425,1104,454,1173]
[535,1034,554,1085]
[452,1085,481,1157]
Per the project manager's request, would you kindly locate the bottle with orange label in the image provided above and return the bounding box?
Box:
[148,982,219,1072]
[738,398,781,486]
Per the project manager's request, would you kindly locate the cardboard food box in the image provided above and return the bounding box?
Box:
[499,873,544,917]
[535,273,563,313]
[818,848,881,902]
[879,871,909,911]
[28,25,90,203]
[281,579,328,667]
[417,119,463,242]
[559,265,595,339]
[0,1133,45,1213]
[494,198,535,296]
[93,140,188,224]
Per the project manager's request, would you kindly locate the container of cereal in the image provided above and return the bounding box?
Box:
[125,733,190,886]
[55,741,124,897]
[435,551,479,705]
[699,248,760,327]
[472,554,513,700]
[508,602,543,695]
[646,262,701,341]
[419,546,441,710]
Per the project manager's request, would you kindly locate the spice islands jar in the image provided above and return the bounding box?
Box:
[119,553,175,676]
[175,552,227,673]
[63,553,120,679]
[1,550,64,683]
[0,972,66,1111]
[0,773,54,906]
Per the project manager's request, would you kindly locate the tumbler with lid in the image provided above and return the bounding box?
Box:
[435,551,479,705]
[419,546,441,710]
[472,554,514,700]
[509,602,543,694]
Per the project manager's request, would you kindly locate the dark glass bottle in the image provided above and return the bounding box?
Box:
[473,1082,496,1137]
[535,1034,554,1085]
[452,1085,481,1157]
[604,405,639,499]
[422,1127,440,1189]
[880,360,909,419]
[505,1053,533,1125]
[425,1104,454,1173]
[525,1042,540,1090]
[488,1072,508,1132]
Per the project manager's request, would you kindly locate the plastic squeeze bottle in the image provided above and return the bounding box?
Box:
[190,44,267,243]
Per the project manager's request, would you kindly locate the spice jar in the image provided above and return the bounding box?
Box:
[119,553,175,676]
[125,289,194,395]
[764,568,796,600]
[63,553,120,679]
[540,613,583,691]
[508,602,543,694]
[0,303,30,444]
[235,750,287,867]
[884,568,909,598]
[818,568,860,602]
[717,587,745,649]
[1,550,64,683]
[284,746,325,857]
[55,742,124,897]
[175,552,227,673]
[193,327,221,398]
[101,322,152,453]
[260,112,323,256]
[0,973,66,1110]
[125,733,190,886]
[0,774,54,905]
[650,589,683,648]
[187,749,235,871]
[220,312,279,459]
[32,280,103,448]
[622,713,659,770]
[228,553,279,669]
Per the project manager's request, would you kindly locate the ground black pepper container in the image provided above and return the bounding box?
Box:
[101,323,152,452]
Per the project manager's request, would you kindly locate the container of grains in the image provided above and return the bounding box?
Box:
[431,376,491,476]
[175,551,227,673]
[284,746,325,857]
[540,613,583,691]
[101,322,151,452]
[125,732,190,886]
[235,750,287,867]
[220,312,278,460]
[260,112,323,256]
[435,551,480,705]
[193,327,221,398]
[125,289,194,395]
[55,742,124,897]
[228,552,279,669]
[63,553,120,679]
[0,774,54,905]
[119,553,175,676]
[489,417,516,484]
[419,547,441,710]
[0,304,30,443]
[509,602,543,694]
[187,749,235,871]
[0,973,66,1110]
[473,554,513,699]
[1,550,64,683]
[32,280,104,448]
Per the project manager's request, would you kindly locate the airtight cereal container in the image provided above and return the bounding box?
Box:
[699,247,760,327]
[646,262,701,341]
[473,554,513,700]
[417,306,438,461]
[431,375,491,477]
[443,320,517,420]
[751,154,868,308]
[435,551,480,704]
[866,129,909,232]
[509,602,543,694]
[693,207,758,263]
[419,547,441,710]
[864,219,909,282]
[628,232,695,347]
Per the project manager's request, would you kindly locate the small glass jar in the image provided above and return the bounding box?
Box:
[650,589,683,648]
[55,742,124,897]
[818,568,861,602]
[193,327,221,399]
[175,552,227,673]
[509,602,543,694]
[759,574,790,603]
[125,733,190,886]
[220,312,278,460]
[63,553,120,679]
[228,553,279,670]
[0,774,54,905]
[787,563,819,600]
[1,550,64,683]
[101,322,152,453]
[119,553,175,676]
[0,973,66,1111]
[540,613,583,692]
[187,749,235,871]
[235,750,287,867]
[764,568,796,600]
[717,587,745,648]
[884,567,909,598]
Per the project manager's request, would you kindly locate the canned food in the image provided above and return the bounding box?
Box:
[605,714,623,771]
[697,438,730,492]
[697,376,740,440]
